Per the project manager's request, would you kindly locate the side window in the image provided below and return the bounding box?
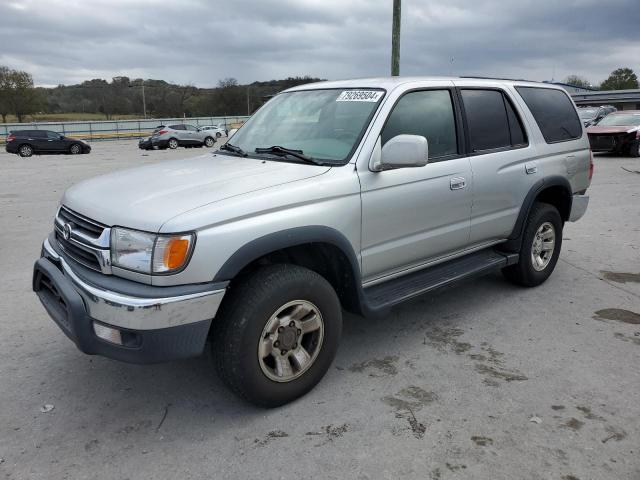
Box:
[381,90,458,159]
[461,89,510,152]
[31,131,46,139]
[46,131,60,140]
[185,124,198,131]
[515,87,582,143]
[169,124,185,130]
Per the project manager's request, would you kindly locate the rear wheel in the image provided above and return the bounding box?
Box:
[204,136,215,147]
[212,264,342,407]
[168,138,179,149]
[502,202,563,287]
[69,143,82,155]
[18,144,33,157]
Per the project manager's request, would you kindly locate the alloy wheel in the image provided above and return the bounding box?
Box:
[531,221,555,271]
[257,300,324,382]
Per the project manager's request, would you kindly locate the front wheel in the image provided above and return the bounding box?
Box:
[629,140,640,158]
[502,202,563,287]
[204,136,215,147]
[69,143,82,155]
[212,264,342,407]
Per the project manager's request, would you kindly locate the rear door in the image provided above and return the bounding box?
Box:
[168,124,186,143]
[28,131,48,151]
[455,84,540,244]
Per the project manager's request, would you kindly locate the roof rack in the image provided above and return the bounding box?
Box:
[459,76,538,83]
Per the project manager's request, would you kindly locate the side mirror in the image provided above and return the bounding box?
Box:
[370,134,429,171]
[59,135,65,140]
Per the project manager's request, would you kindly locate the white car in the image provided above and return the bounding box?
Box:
[200,124,228,138]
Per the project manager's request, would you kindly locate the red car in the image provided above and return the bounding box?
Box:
[586,111,640,157]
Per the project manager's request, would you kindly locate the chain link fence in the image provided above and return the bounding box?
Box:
[0,116,250,144]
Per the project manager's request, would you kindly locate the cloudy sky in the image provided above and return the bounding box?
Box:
[1,0,638,87]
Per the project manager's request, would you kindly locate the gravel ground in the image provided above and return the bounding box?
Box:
[0,140,639,480]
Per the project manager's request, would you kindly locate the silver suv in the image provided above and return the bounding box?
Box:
[33,77,591,407]
[151,123,216,149]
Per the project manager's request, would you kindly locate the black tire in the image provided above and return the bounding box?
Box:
[69,143,82,155]
[204,136,215,147]
[215,132,222,138]
[212,264,342,407]
[502,202,563,287]
[167,138,179,149]
[629,140,640,158]
[18,144,33,157]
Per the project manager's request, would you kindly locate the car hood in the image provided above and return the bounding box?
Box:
[587,125,639,134]
[62,153,331,232]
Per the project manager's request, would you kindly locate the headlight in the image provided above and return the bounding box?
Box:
[110,227,195,274]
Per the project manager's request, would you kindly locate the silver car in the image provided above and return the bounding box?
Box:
[200,123,228,138]
[34,77,591,407]
[151,123,216,149]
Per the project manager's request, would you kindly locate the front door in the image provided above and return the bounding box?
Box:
[358,88,473,283]
[44,130,67,152]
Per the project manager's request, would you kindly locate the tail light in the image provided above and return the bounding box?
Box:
[7,134,15,142]
[588,149,594,181]
[157,130,167,135]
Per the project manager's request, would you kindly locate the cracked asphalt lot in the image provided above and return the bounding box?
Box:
[1,142,638,479]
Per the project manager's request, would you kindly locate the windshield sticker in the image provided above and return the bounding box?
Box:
[336,90,383,102]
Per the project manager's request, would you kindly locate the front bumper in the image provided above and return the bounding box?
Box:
[569,194,589,222]
[33,237,227,363]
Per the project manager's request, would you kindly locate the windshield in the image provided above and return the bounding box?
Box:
[596,113,640,127]
[578,108,597,119]
[228,89,385,164]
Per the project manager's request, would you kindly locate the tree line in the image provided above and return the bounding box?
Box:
[0,67,323,123]
[563,67,638,90]
[1,64,638,123]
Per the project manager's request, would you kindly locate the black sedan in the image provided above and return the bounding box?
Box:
[5,130,91,157]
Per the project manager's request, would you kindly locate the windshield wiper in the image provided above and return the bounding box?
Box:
[219,142,247,157]
[254,145,321,165]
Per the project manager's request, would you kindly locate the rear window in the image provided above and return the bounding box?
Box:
[516,87,582,143]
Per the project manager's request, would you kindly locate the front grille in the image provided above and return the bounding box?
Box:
[591,135,616,149]
[57,206,106,239]
[55,231,103,270]
[54,206,109,273]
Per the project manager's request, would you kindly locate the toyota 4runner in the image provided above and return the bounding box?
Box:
[33,77,592,407]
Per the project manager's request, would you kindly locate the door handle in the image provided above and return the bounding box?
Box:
[525,163,538,174]
[450,177,467,190]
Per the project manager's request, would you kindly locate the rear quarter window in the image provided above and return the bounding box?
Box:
[515,87,582,143]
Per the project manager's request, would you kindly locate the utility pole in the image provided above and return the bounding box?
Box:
[391,0,401,76]
[141,82,147,119]
[246,86,250,115]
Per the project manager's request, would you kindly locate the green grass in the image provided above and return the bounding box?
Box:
[2,113,141,123]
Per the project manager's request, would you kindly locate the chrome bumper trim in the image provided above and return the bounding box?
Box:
[42,238,225,330]
[569,194,589,222]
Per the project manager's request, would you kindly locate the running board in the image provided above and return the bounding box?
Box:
[363,249,519,310]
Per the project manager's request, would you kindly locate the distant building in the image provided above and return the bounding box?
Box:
[546,81,596,94]
[570,89,640,111]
